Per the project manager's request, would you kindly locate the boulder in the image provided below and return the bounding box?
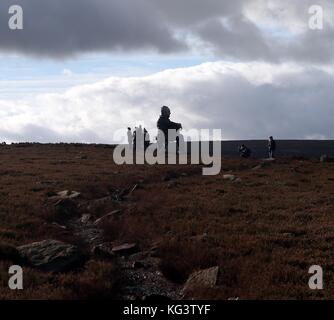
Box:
[182,266,219,294]
[112,243,139,256]
[17,240,85,273]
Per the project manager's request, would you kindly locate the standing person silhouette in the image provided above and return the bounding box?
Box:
[127,127,133,147]
[133,127,137,151]
[157,106,183,153]
[268,136,276,159]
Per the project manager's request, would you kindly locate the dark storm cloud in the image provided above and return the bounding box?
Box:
[0,0,186,58]
[0,0,333,62]
[195,15,274,61]
[146,0,244,26]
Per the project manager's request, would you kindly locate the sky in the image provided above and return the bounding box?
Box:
[0,0,334,143]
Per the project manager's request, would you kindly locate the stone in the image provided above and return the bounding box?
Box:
[183,266,219,294]
[282,232,295,237]
[56,190,81,199]
[223,174,236,181]
[17,240,85,273]
[93,210,122,226]
[112,243,139,256]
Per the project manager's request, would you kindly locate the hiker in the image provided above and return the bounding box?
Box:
[127,127,133,146]
[157,106,183,152]
[239,144,251,158]
[133,126,145,153]
[268,136,276,159]
[133,127,137,151]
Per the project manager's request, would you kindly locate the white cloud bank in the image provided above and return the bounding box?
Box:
[0,61,333,143]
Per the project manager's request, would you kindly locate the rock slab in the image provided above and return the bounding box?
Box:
[17,239,84,273]
[183,266,219,294]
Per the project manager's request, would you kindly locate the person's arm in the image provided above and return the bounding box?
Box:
[168,120,182,131]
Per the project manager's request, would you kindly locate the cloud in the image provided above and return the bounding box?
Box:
[62,69,73,77]
[0,0,334,63]
[0,0,186,59]
[0,61,333,143]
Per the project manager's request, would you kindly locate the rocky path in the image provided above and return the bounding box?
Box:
[65,199,183,300]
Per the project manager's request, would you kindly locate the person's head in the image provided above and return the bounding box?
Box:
[128,127,131,131]
[161,106,171,118]
[269,136,273,140]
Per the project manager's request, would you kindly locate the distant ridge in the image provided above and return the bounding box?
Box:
[6,140,334,158]
[220,140,334,158]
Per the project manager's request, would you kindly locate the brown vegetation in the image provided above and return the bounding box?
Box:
[0,144,333,299]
